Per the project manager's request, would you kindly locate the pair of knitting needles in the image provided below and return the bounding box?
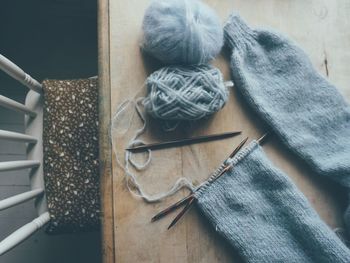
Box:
[151,133,269,230]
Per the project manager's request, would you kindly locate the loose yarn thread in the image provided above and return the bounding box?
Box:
[142,0,223,65]
[143,64,229,120]
[111,96,195,203]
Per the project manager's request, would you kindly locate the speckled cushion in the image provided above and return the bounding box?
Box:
[42,78,100,234]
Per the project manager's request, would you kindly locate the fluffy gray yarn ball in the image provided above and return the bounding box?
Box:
[142,0,224,65]
[143,65,229,120]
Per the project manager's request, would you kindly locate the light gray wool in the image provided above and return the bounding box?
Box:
[224,15,350,231]
[143,64,229,120]
[141,0,223,65]
[196,141,350,262]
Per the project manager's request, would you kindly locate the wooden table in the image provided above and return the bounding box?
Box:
[98,0,350,262]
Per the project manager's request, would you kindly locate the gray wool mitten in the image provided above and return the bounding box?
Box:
[196,141,350,262]
[224,14,350,229]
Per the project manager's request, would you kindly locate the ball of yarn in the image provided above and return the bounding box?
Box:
[143,65,229,120]
[142,0,223,65]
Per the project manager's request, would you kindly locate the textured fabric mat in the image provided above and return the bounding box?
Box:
[42,78,100,234]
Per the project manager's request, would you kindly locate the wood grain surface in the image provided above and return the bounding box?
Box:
[99,0,350,262]
[98,0,114,263]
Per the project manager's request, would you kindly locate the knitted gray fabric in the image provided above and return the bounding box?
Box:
[196,141,350,262]
[224,14,350,228]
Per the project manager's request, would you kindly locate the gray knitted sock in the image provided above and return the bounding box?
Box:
[196,141,350,262]
[224,14,350,229]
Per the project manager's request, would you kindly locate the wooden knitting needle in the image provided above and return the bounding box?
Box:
[126,131,241,152]
[229,136,249,158]
[207,136,249,184]
[151,194,193,222]
[211,133,268,184]
[167,196,195,230]
[257,132,269,145]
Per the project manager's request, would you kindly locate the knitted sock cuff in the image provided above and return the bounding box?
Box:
[224,13,256,49]
[196,142,350,262]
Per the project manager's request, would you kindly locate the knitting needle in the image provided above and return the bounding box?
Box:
[167,196,195,230]
[228,136,248,158]
[207,136,249,183]
[257,132,269,145]
[126,131,241,152]
[211,133,268,184]
[151,137,249,223]
[166,162,237,230]
[151,194,193,222]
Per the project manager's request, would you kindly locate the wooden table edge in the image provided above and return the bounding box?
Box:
[98,0,115,262]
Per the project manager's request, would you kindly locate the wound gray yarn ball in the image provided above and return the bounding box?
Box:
[143,65,229,120]
[142,0,224,65]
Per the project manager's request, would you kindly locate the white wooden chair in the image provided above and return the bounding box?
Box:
[0,54,50,255]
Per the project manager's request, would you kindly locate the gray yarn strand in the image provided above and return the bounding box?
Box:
[111,98,195,203]
[143,65,229,120]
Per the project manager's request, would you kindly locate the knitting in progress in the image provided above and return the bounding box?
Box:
[224,14,350,231]
[106,0,350,260]
[196,141,350,262]
[143,65,229,120]
[142,0,223,65]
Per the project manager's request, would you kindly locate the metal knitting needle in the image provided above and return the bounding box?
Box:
[126,131,241,152]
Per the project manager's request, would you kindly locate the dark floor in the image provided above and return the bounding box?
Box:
[0,1,101,262]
